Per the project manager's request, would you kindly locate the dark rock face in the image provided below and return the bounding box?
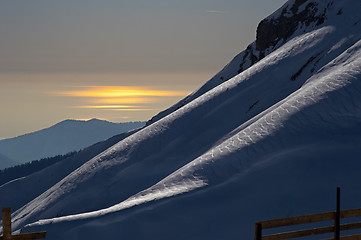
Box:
[237,43,259,73]
[255,0,328,52]
[238,0,331,74]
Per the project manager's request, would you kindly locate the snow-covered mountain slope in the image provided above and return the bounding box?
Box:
[0,119,144,164]
[0,129,137,212]
[3,0,361,239]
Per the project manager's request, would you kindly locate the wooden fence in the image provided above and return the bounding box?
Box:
[255,188,361,240]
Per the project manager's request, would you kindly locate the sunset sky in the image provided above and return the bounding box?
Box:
[0,0,286,139]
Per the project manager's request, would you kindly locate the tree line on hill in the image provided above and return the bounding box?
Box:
[0,151,78,186]
[0,129,141,187]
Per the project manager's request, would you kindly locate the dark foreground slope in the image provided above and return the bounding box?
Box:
[0,129,138,211]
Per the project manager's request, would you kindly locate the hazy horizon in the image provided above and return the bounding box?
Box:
[0,0,286,139]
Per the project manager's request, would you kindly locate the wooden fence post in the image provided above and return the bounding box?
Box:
[255,222,262,240]
[1,207,47,240]
[335,187,340,240]
[2,207,11,239]
[254,187,361,240]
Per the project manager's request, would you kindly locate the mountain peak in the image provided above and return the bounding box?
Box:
[256,0,327,52]
[87,118,105,122]
[0,120,145,164]
[59,118,107,124]
[147,0,360,125]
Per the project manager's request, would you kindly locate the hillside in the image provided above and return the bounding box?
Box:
[0,153,18,169]
[0,129,138,211]
[0,119,144,164]
[2,0,361,239]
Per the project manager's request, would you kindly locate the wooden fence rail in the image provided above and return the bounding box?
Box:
[255,188,361,240]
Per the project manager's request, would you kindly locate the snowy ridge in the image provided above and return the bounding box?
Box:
[0,129,137,212]
[22,33,361,230]
[3,0,361,239]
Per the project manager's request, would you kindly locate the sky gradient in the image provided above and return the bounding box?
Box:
[0,0,286,139]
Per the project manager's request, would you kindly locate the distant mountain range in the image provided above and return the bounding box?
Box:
[0,153,19,169]
[0,119,145,166]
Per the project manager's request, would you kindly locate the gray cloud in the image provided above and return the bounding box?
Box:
[206,10,226,14]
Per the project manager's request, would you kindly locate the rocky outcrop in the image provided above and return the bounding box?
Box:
[255,0,330,53]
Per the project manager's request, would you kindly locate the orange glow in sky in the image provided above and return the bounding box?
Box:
[58,86,189,98]
[75,105,141,109]
[90,98,157,104]
[55,86,191,111]
[0,73,208,139]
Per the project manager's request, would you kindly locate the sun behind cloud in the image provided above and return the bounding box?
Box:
[59,86,188,98]
[55,86,190,111]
